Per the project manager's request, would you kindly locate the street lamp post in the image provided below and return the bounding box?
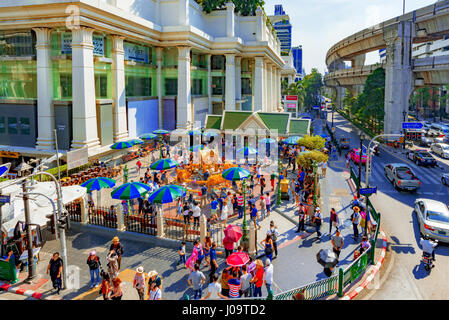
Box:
[402,111,407,150]
[357,132,365,198]
[241,179,248,244]
[312,161,318,207]
[276,158,282,206]
[332,106,335,129]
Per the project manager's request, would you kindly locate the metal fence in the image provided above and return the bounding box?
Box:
[274,275,339,300]
[124,211,157,236]
[163,217,201,242]
[88,206,117,229]
[65,201,82,222]
[208,223,225,248]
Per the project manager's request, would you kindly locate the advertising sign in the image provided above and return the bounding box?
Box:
[124,42,150,64]
[284,96,298,116]
[61,33,104,56]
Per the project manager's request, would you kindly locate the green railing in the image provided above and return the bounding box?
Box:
[274,274,339,300]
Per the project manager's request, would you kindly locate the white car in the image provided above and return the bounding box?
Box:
[384,163,421,191]
[414,199,449,243]
[431,143,449,159]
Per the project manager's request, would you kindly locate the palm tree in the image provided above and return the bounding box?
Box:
[282,81,306,112]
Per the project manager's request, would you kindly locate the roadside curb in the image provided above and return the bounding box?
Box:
[340,229,388,300]
[0,281,44,300]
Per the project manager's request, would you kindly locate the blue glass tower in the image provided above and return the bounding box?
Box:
[292,46,302,75]
[273,5,292,51]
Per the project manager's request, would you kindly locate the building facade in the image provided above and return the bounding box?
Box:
[292,45,304,81]
[0,0,284,164]
[271,5,292,52]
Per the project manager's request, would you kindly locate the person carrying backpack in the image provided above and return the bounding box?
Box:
[266,221,279,258]
[86,250,102,288]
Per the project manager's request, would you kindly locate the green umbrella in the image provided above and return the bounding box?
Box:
[81,177,116,193]
[110,141,133,150]
[150,158,178,170]
[148,185,187,204]
[111,182,151,200]
[140,133,157,140]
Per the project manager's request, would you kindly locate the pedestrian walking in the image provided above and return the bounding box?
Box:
[295,203,306,233]
[259,195,266,220]
[250,203,260,230]
[136,160,142,175]
[331,229,344,259]
[265,192,271,217]
[221,195,230,227]
[250,260,264,298]
[183,201,191,225]
[239,265,252,297]
[177,241,186,267]
[352,206,361,239]
[220,267,231,297]
[260,234,274,262]
[192,201,201,228]
[267,221,279,258]
[260,175,266,196]
[313,207,323,240]
[188,263,206,299]
[210,196,219,223]
[86,250,101,288]
[99,270,110,300]
[203,236,212,268]
[228,270,241,298]
[329,207,339,235]
[110,236,124,271]
[110,277,123,300]
[264,258,274,296]
[201,273,229,300]
[133,266,146,300]
[106,249,119,281]
[360,235,371,254]
[46,252,63,295]
[321,161,327,177]
[270,172,276,191]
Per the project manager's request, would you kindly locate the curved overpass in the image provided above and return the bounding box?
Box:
[326,1,449,69]
[325,0,449,135]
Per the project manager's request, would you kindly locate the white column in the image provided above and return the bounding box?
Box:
[254,57,264,111]
[156,47,163,129]
[267,62,272,112]
[225,54,236,110]
[271,65,276,112]
[235,56,242,109]
[177,46,192,129]
[264,61,269,112]
[225,2,235,38]
[71,27,100,150]
[207,54,212,114]
[111,35,128,142]
[277,67,281,110]
[33,28,55,150]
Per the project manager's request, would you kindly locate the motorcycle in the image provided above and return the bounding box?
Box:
[422,239,438,272]
[373,146,380,156]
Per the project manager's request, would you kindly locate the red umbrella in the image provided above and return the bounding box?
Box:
[226,252,250,267]
[224,224,243,242]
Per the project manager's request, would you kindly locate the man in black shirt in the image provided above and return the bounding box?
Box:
[110,237,124,270]
[47,252,63,294]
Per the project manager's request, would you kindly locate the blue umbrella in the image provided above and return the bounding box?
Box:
[319,134,328,139]
[81,177,116,193]
[150,158,178,170]
[153,129,170,135]
[222,167,251,181]
[237,147,258,156]
[110,182,151,200]
[190,145,205,152]
[140,133,157,140]
[283,136,301,145]
[259,138,276,144]
[148,185,187,204]
[110,141,133,150]
[128,138,144,145]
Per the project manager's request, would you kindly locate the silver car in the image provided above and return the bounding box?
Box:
[414,199,449,243]
[431,143,449,159]
[384,163,421,191]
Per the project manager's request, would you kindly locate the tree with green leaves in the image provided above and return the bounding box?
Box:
[302,68,323,111]
[297,135,326,150]
[296,150,328,169]
[282,81,305,111]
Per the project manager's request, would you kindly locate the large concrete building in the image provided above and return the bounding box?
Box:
[272,5,292,52]
[0,0,285,165]
[292,45,304,81]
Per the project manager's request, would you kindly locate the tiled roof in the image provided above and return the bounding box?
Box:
[221,111,253,130]
[205,115,222,130]
[289,119,310,135]
[257,113,290,134]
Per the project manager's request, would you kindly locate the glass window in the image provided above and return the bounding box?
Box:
[8,117,18,134]
[242,78,252,95]
[165,78,177,95]
[427,211,449,224]
[126,76,151,97]
[60,74,72,99]
[0,30,35,57]
[191,78,203,96]
[0,117,5,134]
[211,56,225,70]
[212,77,224,95]
[20,118,31,135]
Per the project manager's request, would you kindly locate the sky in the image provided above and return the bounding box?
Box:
[264,0,438,74]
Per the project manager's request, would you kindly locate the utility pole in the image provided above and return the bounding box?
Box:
[22,179,37,283]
